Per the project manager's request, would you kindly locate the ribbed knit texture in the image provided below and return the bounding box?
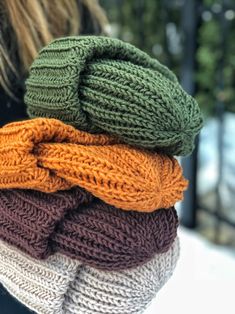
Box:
[0,238,179,314]
[53,202,178,270]
[0,118,188,212]
[0,187,178,270]
[25,36,203,156]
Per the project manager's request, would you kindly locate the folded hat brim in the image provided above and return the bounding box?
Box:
[0,238,179,314]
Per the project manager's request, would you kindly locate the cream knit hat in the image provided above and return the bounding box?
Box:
[0,238,179,314]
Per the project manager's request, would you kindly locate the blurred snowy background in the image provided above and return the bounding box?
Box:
[196,112,235,245]
[145,227,235,314]
[198,113,235,217]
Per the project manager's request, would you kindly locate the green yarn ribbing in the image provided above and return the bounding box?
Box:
[25,36,203,156]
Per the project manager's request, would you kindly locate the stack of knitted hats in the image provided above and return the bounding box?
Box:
[0,36,203,314]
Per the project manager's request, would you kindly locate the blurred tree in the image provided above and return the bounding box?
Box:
[196,1,235,115]
[196,18,221,115]
[101,0,182,74]
[101,0,235,115]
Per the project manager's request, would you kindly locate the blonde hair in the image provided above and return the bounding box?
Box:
[0,0,108,98]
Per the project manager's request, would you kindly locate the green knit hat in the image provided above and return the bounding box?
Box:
[25,36,203,156]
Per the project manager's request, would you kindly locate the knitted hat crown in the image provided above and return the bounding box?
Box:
[0,188,178,270]
[0,118,188,212]
[0,238,179,314]
[25,36,203,156]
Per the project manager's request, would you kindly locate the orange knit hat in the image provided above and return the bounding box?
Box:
[0,118,188,212]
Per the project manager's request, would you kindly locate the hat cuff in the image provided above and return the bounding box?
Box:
[0,240,79,314]
[0,237,179,314]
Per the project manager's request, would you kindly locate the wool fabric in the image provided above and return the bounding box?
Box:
[0,238,179,314]
[0,118,188,212]
[25,36,203,156]
[0,187,178,270]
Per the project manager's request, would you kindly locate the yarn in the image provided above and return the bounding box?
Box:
[25,36,203,156]
[0,188,178,270]
[0,238,179,314]
[0,118,188,212]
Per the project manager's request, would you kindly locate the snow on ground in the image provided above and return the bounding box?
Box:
[145,227,235,314]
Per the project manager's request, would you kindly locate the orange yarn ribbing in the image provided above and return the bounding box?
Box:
[0,118,188,212]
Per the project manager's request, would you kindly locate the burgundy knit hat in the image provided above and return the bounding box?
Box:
[0,188,178,270]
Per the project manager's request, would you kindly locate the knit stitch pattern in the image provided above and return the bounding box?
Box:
[25,36,203,156]
[0,187,178,270]
[0,238,179,314]
[0,118,188,212]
